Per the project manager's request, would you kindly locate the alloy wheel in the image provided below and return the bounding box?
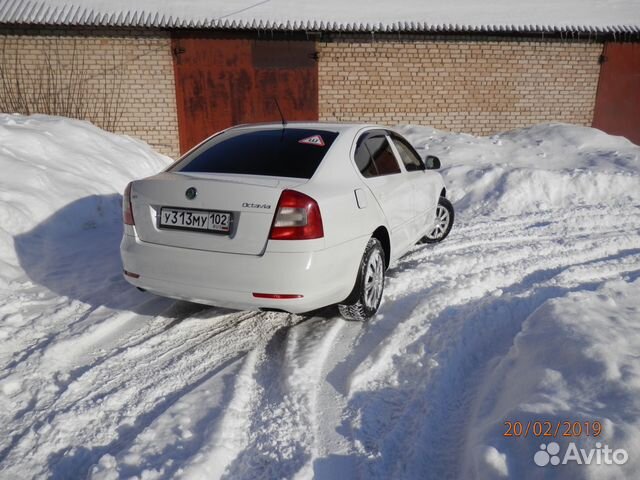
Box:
[363,249,384,308]
[426,205,450,241]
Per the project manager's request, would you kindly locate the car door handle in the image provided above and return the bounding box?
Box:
[354,189,368,209]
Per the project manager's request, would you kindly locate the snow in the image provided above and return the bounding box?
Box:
[402,123,640,216]
[1,113,639,479]
[462,278,640,478]
[9,0,640,30]
[0,114,170,282]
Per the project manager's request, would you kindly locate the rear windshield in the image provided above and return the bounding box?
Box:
[170,128,339,179]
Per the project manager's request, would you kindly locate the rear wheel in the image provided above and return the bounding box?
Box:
[422,197,454,244]
[338,238,385,321]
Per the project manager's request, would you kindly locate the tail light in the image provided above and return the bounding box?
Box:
[123,182,135,225]
[269,190,324,240]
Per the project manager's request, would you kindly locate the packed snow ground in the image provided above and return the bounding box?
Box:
[0,114,639,479]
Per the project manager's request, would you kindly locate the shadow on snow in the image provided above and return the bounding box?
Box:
[14,193,221,317]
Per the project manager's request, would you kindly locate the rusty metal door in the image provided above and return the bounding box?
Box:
[593,42,640,145]
[172,36,318,154]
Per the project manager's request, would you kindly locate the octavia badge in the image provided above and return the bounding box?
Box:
[185,187,197,200]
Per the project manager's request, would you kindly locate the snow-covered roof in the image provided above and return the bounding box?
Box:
[1,0,639,34]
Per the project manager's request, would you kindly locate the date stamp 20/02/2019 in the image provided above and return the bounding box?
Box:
[503,420,602,439]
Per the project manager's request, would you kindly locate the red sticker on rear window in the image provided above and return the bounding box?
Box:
[298,135,325,147]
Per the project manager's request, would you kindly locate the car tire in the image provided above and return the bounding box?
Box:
[338,237,385,321]
[422,197,454,244]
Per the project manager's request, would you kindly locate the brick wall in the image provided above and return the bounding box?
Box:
[318,36,603,135]
[0,29,606,155]
[0,28,179,158]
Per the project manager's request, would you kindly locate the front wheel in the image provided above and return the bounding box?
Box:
[422,197,454,244]
[338,238,385,321]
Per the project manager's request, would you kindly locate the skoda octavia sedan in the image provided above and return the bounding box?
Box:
[120,123,453,320]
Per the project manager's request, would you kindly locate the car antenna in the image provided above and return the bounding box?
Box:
[273,97,287,127]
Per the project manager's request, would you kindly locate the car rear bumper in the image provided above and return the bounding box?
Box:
[120,233,365,313]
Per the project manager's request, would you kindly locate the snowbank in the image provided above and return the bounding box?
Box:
[400,123,640,217]
[0,114,171,280]
[463,278,640,479]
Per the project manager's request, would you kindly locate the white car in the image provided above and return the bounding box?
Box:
[120,123,453,320]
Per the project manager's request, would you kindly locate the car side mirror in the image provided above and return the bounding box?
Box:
[425,155,441,170]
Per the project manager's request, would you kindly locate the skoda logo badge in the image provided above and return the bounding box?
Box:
[185,187,197,200]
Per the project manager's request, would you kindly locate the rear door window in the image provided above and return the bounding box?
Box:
[390,134,425,172]
[171,128,339,179]
[354,133,401,178]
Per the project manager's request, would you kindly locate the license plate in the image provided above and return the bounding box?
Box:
[159,207,231,234]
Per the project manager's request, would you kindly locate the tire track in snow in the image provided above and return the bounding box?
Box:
[221,318,345,479]
[175,347,263,479]
[337,206,640,479]
[89,314,307,480]
[349,209,640,395]
[0,308,304,479]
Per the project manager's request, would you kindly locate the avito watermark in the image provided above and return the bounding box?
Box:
[534,441,628,467]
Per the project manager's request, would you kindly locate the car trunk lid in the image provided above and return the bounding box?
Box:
[131,172,305,255]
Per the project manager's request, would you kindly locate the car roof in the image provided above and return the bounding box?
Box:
[229,121,396,136]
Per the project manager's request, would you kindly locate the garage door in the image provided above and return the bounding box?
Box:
[593,42,640,145]
[172,35,319,154]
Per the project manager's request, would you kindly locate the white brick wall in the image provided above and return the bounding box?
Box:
[0,28,179,158]
[318,36,603,135]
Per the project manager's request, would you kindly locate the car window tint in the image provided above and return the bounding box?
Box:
[367,136,401,176]
[355,135,401,178]
[391,135,424,172]
[354,139,378,177]
[170,128,339,179]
